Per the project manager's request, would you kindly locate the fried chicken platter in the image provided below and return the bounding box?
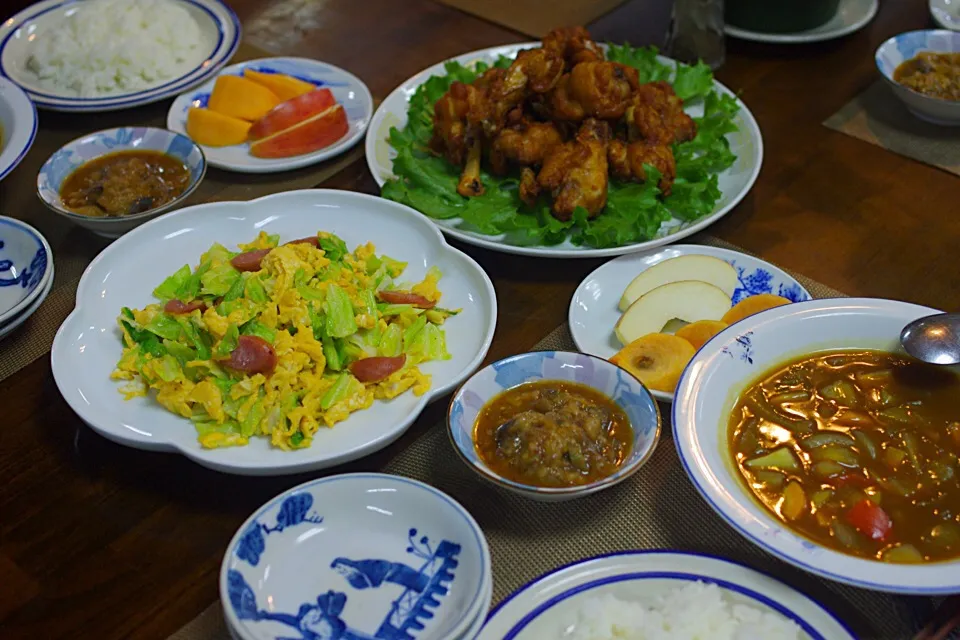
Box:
[377,26,753,255]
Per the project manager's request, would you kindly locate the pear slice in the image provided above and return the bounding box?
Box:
[619,255,738,311]
[615,280,732,346]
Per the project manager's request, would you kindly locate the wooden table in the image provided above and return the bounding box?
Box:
[1,1,958,638]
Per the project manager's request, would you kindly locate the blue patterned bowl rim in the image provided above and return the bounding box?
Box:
[446,350,662,495]
[875,29,960,93]
[36,126,207,223]
[0,215,51,319]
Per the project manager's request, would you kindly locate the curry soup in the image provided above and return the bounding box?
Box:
[894,52,960,101]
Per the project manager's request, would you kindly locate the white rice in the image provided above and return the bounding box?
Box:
[556,582,802,640]
[25,0,205,97]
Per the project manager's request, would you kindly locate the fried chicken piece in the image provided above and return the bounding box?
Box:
[626,81,697,145]
[542,26,604,67]
[519,167,540,206]
[608,139,677,194]
[549,62,640,122]
[458,140,484,197]
[489,120,564,175]
[537,118,610,221]
[430,81,491,166]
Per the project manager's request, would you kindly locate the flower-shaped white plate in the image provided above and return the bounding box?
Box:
[222,473,492,640]
[932,0,960,30]
[0,0,240,112]
[365,43,763,259]
[569,244,810,403]
[50,189,497,476]
[478,550,854,639]
[168,57,373,173]
[0,76,37,182]
[725,0,878,43]
[673,297,960,594]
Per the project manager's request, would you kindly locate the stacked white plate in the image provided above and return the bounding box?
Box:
[0,216,53,341]
[221,473,492,640]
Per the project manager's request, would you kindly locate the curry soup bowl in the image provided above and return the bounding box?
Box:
[673,297,960,594]
[876,30,960,125]
[448,351,662,502]
[37,126,206,238]
[0,76,37,182]
[0,216,52,325]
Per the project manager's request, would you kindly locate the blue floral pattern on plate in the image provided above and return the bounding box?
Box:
[731,262,808,305]
[0,217,50,321]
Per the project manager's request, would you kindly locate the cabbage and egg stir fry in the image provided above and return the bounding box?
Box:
[112,231,456,450]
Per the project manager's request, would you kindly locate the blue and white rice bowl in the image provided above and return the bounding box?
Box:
[221,473,492,640]
[37,126,206,238]
[478,551,855,639]
[0,76,37,182]
[876,29,960,125]
[0,216,52,326]
[673,297,960,594]
[447,351,661,502]
[568,244,811,403]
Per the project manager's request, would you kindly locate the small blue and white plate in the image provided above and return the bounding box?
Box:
[931,0,960,32]
[0,0,240,112]
[167,57,373,173]
[478,551,855,639]
[221,473,492,640]
[0,259,54,341]
[876,29,960,126]
[0,76,37,182]
[569,244,810,403]
[0,216,52,325]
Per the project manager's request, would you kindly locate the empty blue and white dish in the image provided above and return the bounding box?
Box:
[569,244,811,403]
[0,216,52,326]
[221,473,491,640]
[0,259,54,341]
[876,30,960,125]
[167,57,373,173]
[478,551,855,639]
[447,351,661,502]
[931,0,960,31]
[37,126,206,238]
[0,76,37,182]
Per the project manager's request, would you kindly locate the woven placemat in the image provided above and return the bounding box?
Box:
[824,79,960,176]
[169,237,935,640]
[0,41,368,383]
[430,0,628,38]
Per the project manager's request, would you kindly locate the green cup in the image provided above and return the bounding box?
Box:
[725,0,842,33]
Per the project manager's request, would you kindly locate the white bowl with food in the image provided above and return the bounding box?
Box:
[51,189,497,476]
[0,76,37,182]
[569,245,810,403]
[0,0,240,112]
[447,351,661,502]
[478,550,855,639]
[37,126,207,238]
[674,297,960,594]
[876,30,960,125]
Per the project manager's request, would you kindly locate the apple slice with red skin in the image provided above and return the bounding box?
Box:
[248,88,349,158]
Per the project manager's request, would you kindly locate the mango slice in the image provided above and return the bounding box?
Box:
[243,69,316,101]
[675,319,728,351]
[208,75,280,122]
[610,333,695,394]
[721,294,792,325]
[186,107,252,146]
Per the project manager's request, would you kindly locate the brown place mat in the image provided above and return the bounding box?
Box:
[169,235,935,640]
[824,79,960,176]
[431,0,628,38]
[0,41,368,383]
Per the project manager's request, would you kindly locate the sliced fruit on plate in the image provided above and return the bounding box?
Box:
[615,280,731,346]
[619,255,738,311]
[208,75,281,121]
[610,333,695,393]
[243,69,317,101]
[249,88,348,159]
[186,108,252,146]
[675,319,728,350]
[722,293,792,325]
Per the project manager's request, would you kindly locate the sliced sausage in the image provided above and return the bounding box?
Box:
[223,335,277,375]
[349,355,406,383]
[230,249,271,272]
[377,290,437,309]
[164,299,207,314]
[285,236,320,247]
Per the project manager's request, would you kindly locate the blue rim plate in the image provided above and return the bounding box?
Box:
[0,216,52,325]
[0,76,37,182]
[478,550,855,639]
[0,0,240,112]
[0,259,54,341]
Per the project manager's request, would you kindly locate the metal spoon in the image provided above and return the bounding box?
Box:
[901,313,960,365]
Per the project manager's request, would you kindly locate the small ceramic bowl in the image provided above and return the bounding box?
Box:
[876,30,960,126]
[221,473,491,640]
[0,76,37,182]
[0,216,52,325]
[447,351,662,502]
[37,127,206,238]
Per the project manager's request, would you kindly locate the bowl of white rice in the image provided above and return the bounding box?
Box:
[0,0,240,112]
[478,551,855,640]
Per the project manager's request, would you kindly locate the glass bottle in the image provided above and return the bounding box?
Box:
[667,0,725,70]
